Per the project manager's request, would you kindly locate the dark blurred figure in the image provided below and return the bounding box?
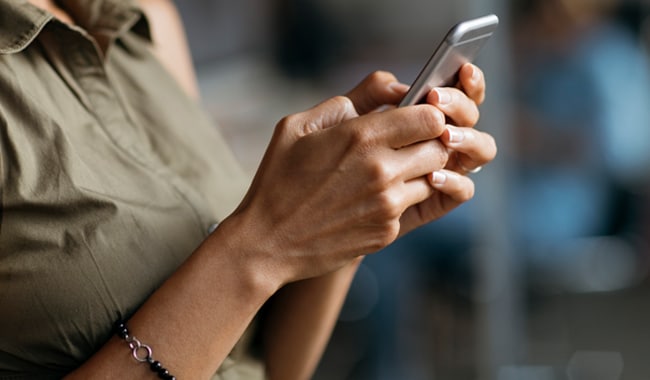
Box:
[510,0,650,293]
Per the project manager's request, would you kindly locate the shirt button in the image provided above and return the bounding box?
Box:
[207,222,219,235]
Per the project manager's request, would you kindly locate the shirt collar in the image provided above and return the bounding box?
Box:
[0,0,151,55]
[0,0,51,54]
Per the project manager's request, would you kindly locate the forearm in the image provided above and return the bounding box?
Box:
[64,226,279,380]
[263,258,362,380]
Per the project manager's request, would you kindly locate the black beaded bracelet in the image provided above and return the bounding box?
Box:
[113,320,177,380]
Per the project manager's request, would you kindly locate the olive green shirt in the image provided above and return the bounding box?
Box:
[0,0,262,378]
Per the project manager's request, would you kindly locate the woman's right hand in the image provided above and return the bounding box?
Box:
[218,88,452,288]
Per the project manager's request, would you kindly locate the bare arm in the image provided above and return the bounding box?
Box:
[63,225,275,379]
[263,259,362,380]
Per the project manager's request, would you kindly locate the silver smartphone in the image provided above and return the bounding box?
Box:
[399,14,499,107]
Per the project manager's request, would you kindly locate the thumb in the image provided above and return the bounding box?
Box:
[292,96,360,137]
[346,71,409,115]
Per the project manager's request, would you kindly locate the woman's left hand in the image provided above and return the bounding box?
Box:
[346,63,497,236]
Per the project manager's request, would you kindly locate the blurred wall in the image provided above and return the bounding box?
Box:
[175,0,484,70]
[174,0,273,64]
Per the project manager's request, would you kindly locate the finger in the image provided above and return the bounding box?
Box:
[458,63,486,105]
[393,138,449,181]
[346,71,410,115]
[399,176,436,211]
[428,169,476,204]
[288,96,360,138]
[440,126,497,172]
[426,87,480,127]
[399,169,476,234]
[346,104,446,149]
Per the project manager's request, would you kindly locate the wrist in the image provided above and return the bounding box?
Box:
[207,212,286,298]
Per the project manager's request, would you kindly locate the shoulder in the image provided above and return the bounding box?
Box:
[136,0,200,99]
[138,0,182,28]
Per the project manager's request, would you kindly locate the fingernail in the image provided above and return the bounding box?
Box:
[447,128,465,143]
[390,82,410,93]
[431,171,447,185]
[435,89,451,105]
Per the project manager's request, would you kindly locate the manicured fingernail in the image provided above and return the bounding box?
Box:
[390,82,410,93]
[435,89,451,105]
[447,128,465,143]
[431,171,447,185]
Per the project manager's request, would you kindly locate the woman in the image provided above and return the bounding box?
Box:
[0,0,497,379]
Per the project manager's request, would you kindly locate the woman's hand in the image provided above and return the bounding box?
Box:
[223,97,446,287]
[221,64,496,288]
[345,64,497,236]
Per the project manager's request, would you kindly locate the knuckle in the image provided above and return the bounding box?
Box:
[380,220,401,244]
[366,160,398,188]
[431,140,450,167]
[420,140,449,169]
[331,95,355,113]
[416,106,446,135]
[367,70,395,84]
[367,71,384,83]
[374,190,403,220]
[416,139,448,169]
[368,221,401,251]
[276,114,300,134]
[475,92,486,106]
[348,123,377,148]
[469,107,481,126]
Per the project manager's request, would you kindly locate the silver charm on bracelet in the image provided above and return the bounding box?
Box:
[127,336,153,363]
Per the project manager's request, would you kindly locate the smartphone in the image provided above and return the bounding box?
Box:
[399,14,499,107]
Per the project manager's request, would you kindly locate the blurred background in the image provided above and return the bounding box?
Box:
[173,0,650,379]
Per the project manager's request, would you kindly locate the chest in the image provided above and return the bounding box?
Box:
[0,30,248,371]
